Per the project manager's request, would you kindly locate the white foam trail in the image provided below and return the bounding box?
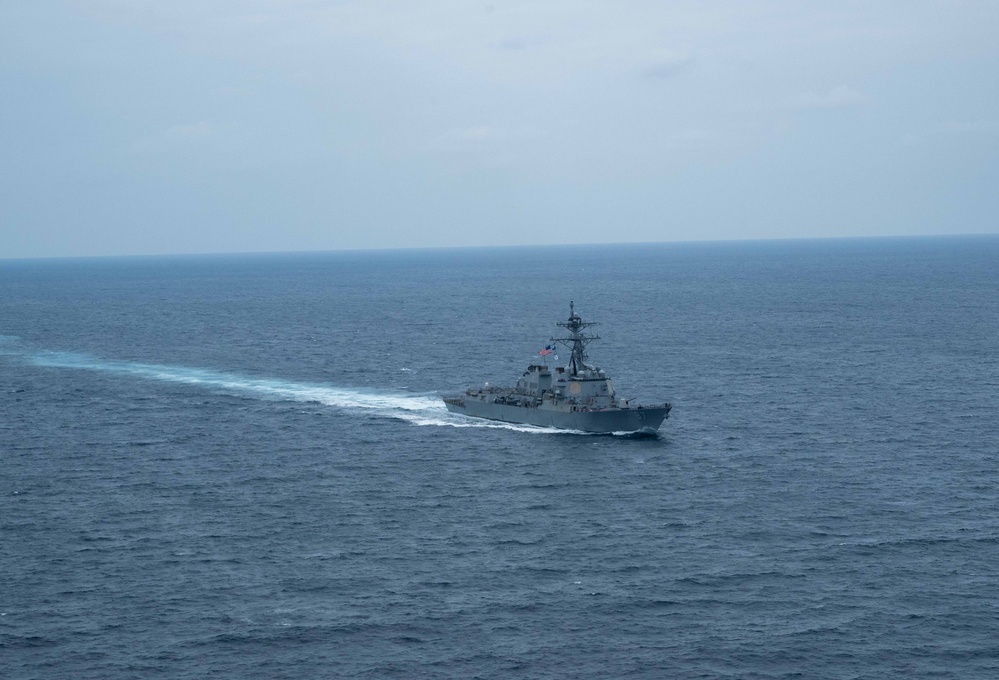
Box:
[20,348,583,434]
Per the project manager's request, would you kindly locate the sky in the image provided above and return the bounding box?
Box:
[1,1,997,258]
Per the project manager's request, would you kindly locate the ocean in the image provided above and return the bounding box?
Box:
[2,236,998,678]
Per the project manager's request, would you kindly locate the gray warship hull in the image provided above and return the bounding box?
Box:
[444,396,669,433]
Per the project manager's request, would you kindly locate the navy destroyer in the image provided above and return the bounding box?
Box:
[443,302,671,433]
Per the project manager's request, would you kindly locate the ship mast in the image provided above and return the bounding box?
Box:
[552,301,600,376]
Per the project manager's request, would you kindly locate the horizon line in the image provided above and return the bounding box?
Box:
[2,231,997,264]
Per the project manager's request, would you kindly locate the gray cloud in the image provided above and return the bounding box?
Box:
[1,1,997,257]
[641,50,694,79]
[784,86,867,110]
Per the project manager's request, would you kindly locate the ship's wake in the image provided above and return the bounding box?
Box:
[1,339,599,435]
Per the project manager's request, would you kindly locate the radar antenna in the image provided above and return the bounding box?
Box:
[551,301,600,376]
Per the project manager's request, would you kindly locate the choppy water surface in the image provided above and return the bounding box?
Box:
[2,237,998,678]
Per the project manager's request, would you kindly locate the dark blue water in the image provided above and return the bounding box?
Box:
[2,237,998,679]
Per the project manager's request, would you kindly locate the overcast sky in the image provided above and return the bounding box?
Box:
[2,1,997,258]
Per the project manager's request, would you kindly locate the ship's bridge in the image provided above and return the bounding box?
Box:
[555,365,616,406]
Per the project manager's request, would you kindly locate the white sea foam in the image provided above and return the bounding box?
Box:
[23,348,588,434]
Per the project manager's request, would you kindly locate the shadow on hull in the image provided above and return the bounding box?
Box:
[444,400,670,435]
